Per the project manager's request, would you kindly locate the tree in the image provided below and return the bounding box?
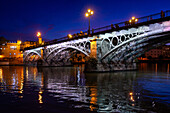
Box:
[0,36,9,45]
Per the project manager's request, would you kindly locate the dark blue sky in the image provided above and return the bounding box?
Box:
[0,0,170,41]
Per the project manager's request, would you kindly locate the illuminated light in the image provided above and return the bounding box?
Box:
[88,9,91,13]
[85,13,89,17]
[38,89,43,104]
[129,92,133,95]
[0,55,4,58]
[68,34,73,38]
[90,105,96,111]
[130,96,135,102]
[17,40,22,44]
[135,18,138,22]
[38,94,43,104]
[129,19,132,23]
[91,11,94,15]
[0,68,2,83]
[132,16,135,20]
[37,32,41,37]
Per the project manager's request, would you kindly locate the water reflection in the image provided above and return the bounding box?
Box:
[0,63,170,112]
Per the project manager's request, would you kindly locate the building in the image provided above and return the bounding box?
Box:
[20,41,37,51]
[162,46,170,58]
[145,49,163,58]
[0,40,23,64]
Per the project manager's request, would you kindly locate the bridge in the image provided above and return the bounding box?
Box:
[23,10,170,72]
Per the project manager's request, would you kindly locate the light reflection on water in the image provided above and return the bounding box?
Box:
[0,63,170,113]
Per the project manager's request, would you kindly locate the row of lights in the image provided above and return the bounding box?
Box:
[129,16,138,23]
[68,12,138,38]
[36,10,138,40]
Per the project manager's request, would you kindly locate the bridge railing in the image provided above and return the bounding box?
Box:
[91,10,170,34]
[24,10,170,50]
[166,10,170,16]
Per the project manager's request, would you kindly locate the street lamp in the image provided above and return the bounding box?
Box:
[85,9,94,35]
[129,16,138,25]
[37,32,41,37]
[37,32,42,45]
[68,34,72,39]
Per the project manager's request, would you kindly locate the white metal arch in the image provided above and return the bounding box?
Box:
[101,29,166,61]
[23,50,42,61]
[46,45,89,60]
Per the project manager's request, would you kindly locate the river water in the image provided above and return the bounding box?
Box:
[0,63,170,113]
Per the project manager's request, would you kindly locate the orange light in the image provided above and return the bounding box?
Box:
[91,11,94,15]
[129,19,132,23]
[17,40,22,44]
[129,92,133,96]
[88,9,91,13]
[132,16,135,20]
[135,18,138,22]
[0,55,4,58]
[68,34,72,38]
[37,32,41,37]
[85,13,89,17]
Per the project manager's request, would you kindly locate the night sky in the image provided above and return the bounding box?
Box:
[0,0,170,42]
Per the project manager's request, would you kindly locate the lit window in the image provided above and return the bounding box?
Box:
[4,48,5,50]
[9,53,11,55]
[10,46,17,50]
[14,53,16,55]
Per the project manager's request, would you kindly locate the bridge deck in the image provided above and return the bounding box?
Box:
[24,10,170,51]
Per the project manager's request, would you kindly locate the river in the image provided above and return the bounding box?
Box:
[0,63,170,113]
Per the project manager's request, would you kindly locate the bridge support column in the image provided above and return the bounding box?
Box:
[85,37,137,72]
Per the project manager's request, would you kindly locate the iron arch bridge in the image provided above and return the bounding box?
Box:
[23,20,170,71]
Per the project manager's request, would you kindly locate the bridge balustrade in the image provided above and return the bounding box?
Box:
[24,10,170,51]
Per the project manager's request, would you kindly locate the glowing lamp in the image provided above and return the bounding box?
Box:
[132,17,135,20]
[0,55,4,58]
[85,13,89,17]
[129,92,133,95]
[135,18,138,22]
[91,11,94,15]
[68,34,72,38]
[37,32,41,37]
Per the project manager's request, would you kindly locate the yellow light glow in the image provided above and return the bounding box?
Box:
[129,92,133,95]
[37,32,41,37]
[88,9,91,13]
[68,34,72,38]
[17,40,22,44]
[129,19,132,23]
[91,11,94,15]
[0,68,3,83]
[135,18,138,22]
[132,16,135,20]
[0,55,4,58]
[85,13,89,17]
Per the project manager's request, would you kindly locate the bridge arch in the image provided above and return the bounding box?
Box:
[46,45,89,60]
[23,50,42,62]
[101,30,170,61]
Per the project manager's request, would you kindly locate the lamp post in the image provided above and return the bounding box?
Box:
[129,16,138,25]
[68,34,72,39]
[37,32,42,45]
[85,9,94,35]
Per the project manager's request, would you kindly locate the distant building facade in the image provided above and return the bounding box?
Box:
[144,45,170,59]
[0,37,44,64]
[145,49,163,58]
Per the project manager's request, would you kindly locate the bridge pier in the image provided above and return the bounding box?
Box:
[85,37,137,72]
